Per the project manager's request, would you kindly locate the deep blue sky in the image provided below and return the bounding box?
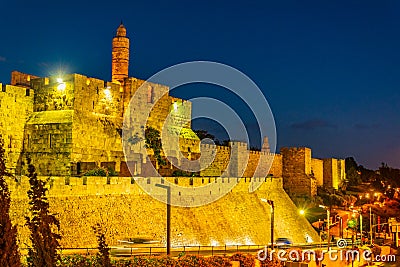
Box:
[1,0,399,169]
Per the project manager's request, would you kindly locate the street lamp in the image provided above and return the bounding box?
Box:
[155,183,171,255]
[352,210,363,244]
[319,205,330,250]
[261,198,274,250]
[370,206,373,245]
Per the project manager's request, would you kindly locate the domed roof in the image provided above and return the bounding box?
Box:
[116,23,127,37]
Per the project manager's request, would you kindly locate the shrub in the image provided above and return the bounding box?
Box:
[0,134,21,266]
[84,167,118,177]
[229,253,255,267]
[92,223,112,267]
[26,159,61,267]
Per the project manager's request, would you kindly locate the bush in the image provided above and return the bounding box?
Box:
[84,167,118,177]
[229,253,255,267]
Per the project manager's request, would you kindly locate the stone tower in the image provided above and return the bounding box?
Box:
[112,23,130,84]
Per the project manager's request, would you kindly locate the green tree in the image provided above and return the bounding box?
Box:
[92,223,112,267]
[25,159,61,267]
[193,130,215,141]
[0,135,21,267]
[145,126,166,167]
[345,157,361,186]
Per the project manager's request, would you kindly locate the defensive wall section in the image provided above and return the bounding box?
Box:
[0,82,34,173]
[7,176,319,248]
[281,147,346,197]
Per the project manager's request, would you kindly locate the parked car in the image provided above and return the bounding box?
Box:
[110,238,160,257]
[275,238,292,246]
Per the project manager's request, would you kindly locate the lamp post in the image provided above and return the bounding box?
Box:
[369,206,373,245]
[155,183,171,255]
[261,198,274,250]
[319,205,330,250]
[352,209,363,244]
[360,212,363,244]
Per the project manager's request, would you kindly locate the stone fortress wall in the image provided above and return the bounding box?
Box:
[0,23,347,249]
[7,176,319,248]
[0,24,345,197]
[0,82,34,173]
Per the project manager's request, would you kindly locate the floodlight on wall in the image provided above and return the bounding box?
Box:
[56,78,63,83]
[57,83,66,91]
[104,88,112,100]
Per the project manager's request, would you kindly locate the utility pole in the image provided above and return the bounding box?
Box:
[270,200,274,250]
[369,206,373,245]
[327,209,330,250]
[319,205,330,250]
[261,198,274,250]
[359,213,363,244]
[156,183,171,255]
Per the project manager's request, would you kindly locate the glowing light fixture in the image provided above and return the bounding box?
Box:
[299,209,305,215]
[104,88,112,100]
[56,78,63,83]
[57,83,66,91]
[173,102,178,111]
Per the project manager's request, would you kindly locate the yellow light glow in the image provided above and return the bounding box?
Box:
[104,88,112,100]
[173,102,178,111]
[299,209,305,215]
[86,79,90,86]
[210,240,219,246]
[57,83,66,91]
[57,78,63,83]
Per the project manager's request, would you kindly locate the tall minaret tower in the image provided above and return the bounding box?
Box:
[112,23,130,84]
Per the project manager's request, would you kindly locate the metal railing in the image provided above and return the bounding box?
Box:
[19,242,362,258]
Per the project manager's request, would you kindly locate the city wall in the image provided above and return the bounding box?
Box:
[8,176,319,248]
[0,83,34,173]
[311,158,324,186]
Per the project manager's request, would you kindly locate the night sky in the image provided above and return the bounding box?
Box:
[1,0,399,169]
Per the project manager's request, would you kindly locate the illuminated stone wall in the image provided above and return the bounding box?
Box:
[199,143,281,178]
[22,111,73,175]
[0,83,34,174]
[281,147,317,197]
[199,144,231,176]
[8,176,319,248]
[323,158,346,189]
[311,158,324,186]
[111,24,129,84]
[269,153,282,177]
[10,71,39,88]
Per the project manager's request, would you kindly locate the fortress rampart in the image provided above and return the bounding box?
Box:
[7,176,319,248]
[1,24,347,251]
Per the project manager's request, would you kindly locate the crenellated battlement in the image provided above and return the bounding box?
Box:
[6,176,283,199]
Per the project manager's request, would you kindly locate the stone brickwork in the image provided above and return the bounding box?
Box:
[0,83,34,173]
[323,158,346,189]
[281,147,317,197]
[11,71,39,88]
[7,176,318,248]
[199,144,231,176]
[199,142,277,178]
[268,153,282,177]
[112,24,130,84]
[311,158,324,186]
